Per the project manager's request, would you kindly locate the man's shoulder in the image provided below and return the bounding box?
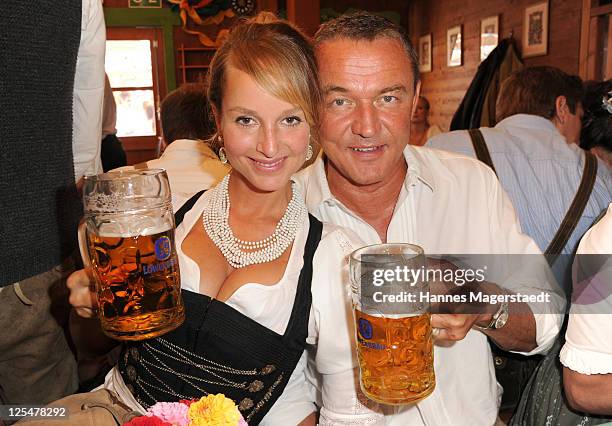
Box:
[410,144,495,175]
[427,129,471,145]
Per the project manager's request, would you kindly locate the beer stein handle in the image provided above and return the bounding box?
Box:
[78,219,91,268]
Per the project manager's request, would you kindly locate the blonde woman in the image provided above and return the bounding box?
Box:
[34,13,383,426]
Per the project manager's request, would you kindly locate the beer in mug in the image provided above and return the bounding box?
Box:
[354,310,435,404]
[80,169,184,340]
[350,243,435,405]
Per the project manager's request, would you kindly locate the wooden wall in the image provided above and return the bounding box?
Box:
[409,0,583,131]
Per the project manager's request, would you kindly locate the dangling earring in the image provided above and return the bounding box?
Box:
[305,143,313,161]
[305,133,314,161]
[218,146,228,164]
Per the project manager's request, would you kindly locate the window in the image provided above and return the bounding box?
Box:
[105,27,167,163]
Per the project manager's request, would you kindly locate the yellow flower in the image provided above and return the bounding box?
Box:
[188,394,242,426]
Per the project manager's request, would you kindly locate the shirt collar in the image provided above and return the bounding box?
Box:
[495,114,560,135]
[300,145,436,212]
[162,139,219,160]
[403,145,436,192]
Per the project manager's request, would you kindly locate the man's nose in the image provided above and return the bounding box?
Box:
[351,102,380,138]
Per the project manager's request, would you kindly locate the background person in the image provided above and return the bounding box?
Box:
[118,83,230,209]
[0,0,105,407]
[428,67,612,292]
[100,74,127,172]
[581,80,612,168]
[409,95,442,146]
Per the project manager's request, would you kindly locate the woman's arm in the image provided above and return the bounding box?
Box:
[563,368,612,415]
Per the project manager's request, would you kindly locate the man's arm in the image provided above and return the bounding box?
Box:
[432,166,565,353]
[73,0,106,181]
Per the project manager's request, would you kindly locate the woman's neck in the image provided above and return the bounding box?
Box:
[227,172,292,221]
[411,121,428,133]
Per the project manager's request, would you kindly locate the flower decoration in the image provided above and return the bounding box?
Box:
[147,402,190,426]
[602,90,612,115]
[124,416,172,426]
[123,395,247,426]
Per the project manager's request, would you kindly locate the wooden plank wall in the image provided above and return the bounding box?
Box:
[409,0,583,131]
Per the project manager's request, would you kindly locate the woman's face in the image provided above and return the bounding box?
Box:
[216,65,310,192]
[411,98,429,124]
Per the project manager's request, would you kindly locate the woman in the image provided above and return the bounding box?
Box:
[409,95,441,146]
[51,13,382,426]
[561,203,612,415]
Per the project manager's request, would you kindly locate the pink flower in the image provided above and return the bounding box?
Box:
[146,402,190,426]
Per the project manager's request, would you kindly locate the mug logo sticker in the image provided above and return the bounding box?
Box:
[154,236,172,261]
[358,318,373,340]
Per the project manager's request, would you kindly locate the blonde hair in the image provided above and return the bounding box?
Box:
[208,12,321,145]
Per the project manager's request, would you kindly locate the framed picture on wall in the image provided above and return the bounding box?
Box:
[447,25,462,67]
[522,1,549,57]
[480,15,499,62]
[418,34,432,73]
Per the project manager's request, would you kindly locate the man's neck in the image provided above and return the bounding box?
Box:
[325,160,407,243]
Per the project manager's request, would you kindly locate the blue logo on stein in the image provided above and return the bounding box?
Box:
[154,236,172,261]
[358,318,373,340]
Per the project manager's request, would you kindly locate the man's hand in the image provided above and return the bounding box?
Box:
[431,313,488,341]
[425,257,537,351]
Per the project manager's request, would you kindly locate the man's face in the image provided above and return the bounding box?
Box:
[316,37,418,186]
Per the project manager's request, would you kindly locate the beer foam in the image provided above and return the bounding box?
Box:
[97,217,172,238]
[85,194,170,213]
[85,192,123,212]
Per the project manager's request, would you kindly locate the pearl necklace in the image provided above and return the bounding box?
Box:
[202,174,307,268]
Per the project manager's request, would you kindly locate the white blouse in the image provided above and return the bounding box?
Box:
[560,203,612,375]
[101,188,382,425]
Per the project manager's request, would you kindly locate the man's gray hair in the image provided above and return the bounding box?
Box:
[314,11,420,90]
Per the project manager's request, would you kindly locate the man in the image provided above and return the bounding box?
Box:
[0,0,105,406]
[295,12,564,425]
[121,84,229,209]
[428,67,612,291]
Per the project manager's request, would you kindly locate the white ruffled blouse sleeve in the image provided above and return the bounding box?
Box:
[307,224,385,425]
[560,204,612,375]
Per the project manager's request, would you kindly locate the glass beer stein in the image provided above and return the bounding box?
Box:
[349,243,435,405]
[79,169,185,340]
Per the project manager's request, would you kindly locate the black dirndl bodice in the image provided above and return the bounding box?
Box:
[117,214,323,425]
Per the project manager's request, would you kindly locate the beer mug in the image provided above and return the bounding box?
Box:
[349,243,435,405]
[79,169,185,341]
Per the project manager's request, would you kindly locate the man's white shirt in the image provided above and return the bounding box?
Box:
[294,145,565,425]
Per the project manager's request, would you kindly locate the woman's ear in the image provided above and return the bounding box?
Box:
[211,104,222,133]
